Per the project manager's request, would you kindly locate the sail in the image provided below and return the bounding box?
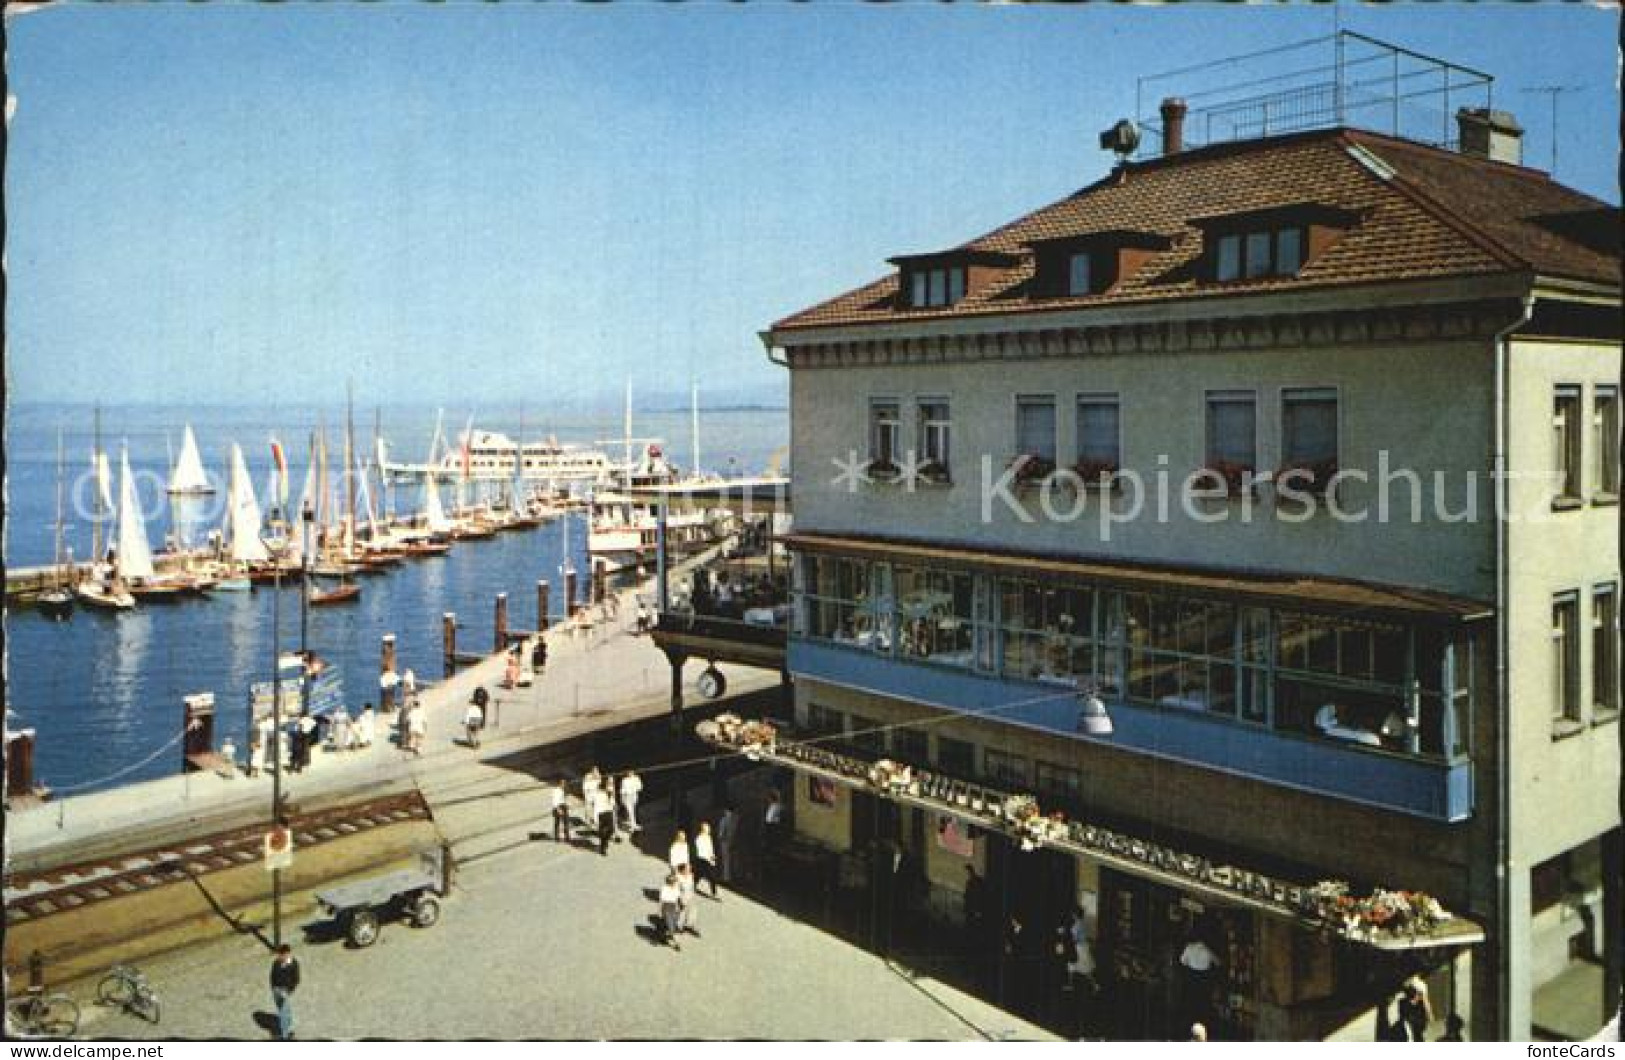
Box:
[93,451,114,514]
[357,459,379,538]
[228,443,269,563]
[168,424,211,493]
[116,447,155,580]
[423,475,452,533]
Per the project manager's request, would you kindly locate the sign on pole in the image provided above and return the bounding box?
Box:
[264,825,294,872]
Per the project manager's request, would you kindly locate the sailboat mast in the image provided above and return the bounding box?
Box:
[91,405,103,565]
[346,382,357,548]
[515,402,526,506]
[54,428,66,582]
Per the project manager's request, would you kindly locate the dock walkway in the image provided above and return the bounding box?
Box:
[7,549,775,872]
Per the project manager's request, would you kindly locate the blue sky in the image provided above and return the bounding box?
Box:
[7,3,1619,411]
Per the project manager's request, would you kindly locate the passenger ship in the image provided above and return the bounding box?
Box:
[388,431,615,485]
[587,445,727,574]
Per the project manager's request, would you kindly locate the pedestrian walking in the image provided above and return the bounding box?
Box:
[330,706,353,751]
[594,785,616,855]
[463,700,485,749]
[582,766,602,820]
[546,780,570,842]
[763,789,785,854]
[269,944,300,1041]
[658,873,683,951]
[618,770,643,833]
[693,822,720,899]
[407,702,427,756]
[297,714,318,770]
[403,668,418,703]
[716,804,739,883]
[248,729,265,778]
[531,637,548,675]
[669,830,692,873]
[355,704,376,749]
[677,863,699,936]
[287,718,306,774]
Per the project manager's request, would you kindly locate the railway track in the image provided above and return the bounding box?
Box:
[3,791,432,928]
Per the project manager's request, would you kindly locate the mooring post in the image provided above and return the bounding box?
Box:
[537,579,550,632]
[443,612,457,679]
[564,567,578,620]
[381,634,398,712]
[494,593,509,653]
[592,559,607,605]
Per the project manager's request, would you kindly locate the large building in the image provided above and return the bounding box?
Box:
[756,107,1619,1039]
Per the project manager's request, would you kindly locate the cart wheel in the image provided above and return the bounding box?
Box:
[411,893,442,928]
[97,973,135,1008]
[346,909,380,948]
[697,666,726,700]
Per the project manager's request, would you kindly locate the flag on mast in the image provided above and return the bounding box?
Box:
[269,437,290,508]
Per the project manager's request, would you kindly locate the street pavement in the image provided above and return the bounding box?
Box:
[82,806,1054,1041]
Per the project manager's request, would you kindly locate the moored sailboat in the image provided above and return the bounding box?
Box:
[76,410,136,611]
[166,424,215,496]
[39,428,76,620]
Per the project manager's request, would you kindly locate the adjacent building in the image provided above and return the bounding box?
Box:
[758,108,1620,1039]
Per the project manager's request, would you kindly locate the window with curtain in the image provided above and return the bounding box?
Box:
[1206,391,1257,473]
[869,399,900,470]
[1554,387,1582,501]
[1075,395,1120,475]
[1281,388,1338,481]
[1593,386,1618,497]
[1553,592,1580,726]
[918,398,951,474]
[1016,396,1057,462]
[1594,584,1618,717]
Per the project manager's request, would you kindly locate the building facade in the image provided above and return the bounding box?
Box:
[760,115,1620,1039]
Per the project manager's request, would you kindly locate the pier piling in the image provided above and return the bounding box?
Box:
[564,568,578,619]
[537,580,550,632]
[443,613,457,679]
[592,559,607,605]
[494,593,509,653]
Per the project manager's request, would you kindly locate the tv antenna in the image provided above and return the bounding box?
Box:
[1522,84,1583,177]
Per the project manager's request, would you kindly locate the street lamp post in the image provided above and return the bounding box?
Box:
[260,528,288,949]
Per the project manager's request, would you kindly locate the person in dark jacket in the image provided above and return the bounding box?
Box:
[270,944,300,1041]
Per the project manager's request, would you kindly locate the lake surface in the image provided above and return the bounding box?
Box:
[3,401,786,793]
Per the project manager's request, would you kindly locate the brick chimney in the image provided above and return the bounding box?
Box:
[1456,107,1523,165]
[1160,97,1188,156]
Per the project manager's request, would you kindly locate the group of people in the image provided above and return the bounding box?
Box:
[541,766,645,855]
[657,817,732,951]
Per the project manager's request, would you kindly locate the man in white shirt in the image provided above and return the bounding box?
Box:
[658,874,683,950]
[542,782,567,842]
[669,830,691,872]
[619,771,643,833]
[676,863,699,936]
[1179,933,1221,1031]
[693,822,719,899]
[716,805,739,883]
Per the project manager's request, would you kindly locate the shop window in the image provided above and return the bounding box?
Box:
[892,727,929,763]
[998,579,1095,682]
[936,736,975,777]
[802,555,891,653]
[982,749,1030,788]
[894,565,976,668]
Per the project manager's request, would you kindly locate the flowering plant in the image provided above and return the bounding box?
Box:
[1274,458,1340,496]
[1310,880,1449,940]
[1072,458,1120,487]
[1200,460,1256,495]
[1009,454,1056,486]
[916,459,951,484]
[868,758,915,794]
[867,457,902,482]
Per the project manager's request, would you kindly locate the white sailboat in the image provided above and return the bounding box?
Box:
[117,445,193,599]
[210,443,265,591]
[39,428,76,619]
[76,409,135,610]
[167,424,215,495]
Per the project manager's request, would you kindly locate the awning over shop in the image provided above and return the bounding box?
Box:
[697,714,1485,952]
[782,531,1491,624]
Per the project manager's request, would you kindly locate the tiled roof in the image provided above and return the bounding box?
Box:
[773,127,1619,332]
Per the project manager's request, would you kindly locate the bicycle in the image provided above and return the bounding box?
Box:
[97,964,161,1024]
[5,988,81,1039]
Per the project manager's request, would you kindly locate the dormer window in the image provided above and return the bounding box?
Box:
[909,266,967,308]
[1215,225,1305,282]
[1025,230,1171,300]
[891,248,1023,311]
[1067,253,1093,296]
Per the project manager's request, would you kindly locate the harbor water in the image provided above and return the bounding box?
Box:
[3,401,787,794]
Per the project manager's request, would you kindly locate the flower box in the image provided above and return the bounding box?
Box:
[1072,458,1120,489]
[916,459,952,485]
[1274,459,1340,498]
[867,458,903,483]
[1008,454,1056,487]
[1197,460,1256,497]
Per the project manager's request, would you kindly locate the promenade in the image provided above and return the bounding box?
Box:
[8,552,774,872]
